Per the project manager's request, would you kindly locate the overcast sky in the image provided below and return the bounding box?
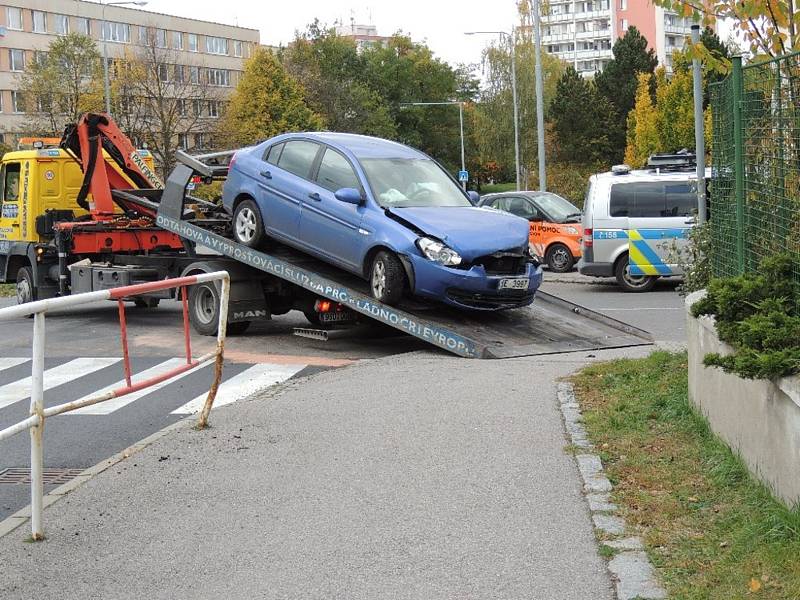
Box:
[127,0,520,70]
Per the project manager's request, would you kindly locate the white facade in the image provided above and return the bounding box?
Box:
[540,0,694,77]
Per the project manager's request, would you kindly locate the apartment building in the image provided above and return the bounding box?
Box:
[541,0,695,77]
[0,0,260,147]
[334,22,391,51]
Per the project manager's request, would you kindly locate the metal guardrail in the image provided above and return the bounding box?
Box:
[0,271,230,540]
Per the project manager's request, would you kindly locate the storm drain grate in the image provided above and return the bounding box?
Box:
[0,468,85,485]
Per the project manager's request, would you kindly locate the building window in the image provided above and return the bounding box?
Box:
[172,31,183,49]
[155,29,167,48]
[173,64,184,82]
[234,40,243,57]
[0,92,3,113]
[9,49,24,72]
[188,33,198,52]
[158,64,169,82]
[102,22,131,43]
[32,10,47,33]
[620,19,628,32]
[55,14,70,35]
[177,99,187,116]
[6,7,22,31]
[138,26,149,45]
[193,99,202,116]
[178,133,188,149]
[619,0,627,8]
[207,68,230,87]
[205,36,228,55]
[189,66,200,84]
[11,91,23,113]
[33,51,48,67]
[208,100,220,118]
[194,133,205,148]
[76,17,90,36]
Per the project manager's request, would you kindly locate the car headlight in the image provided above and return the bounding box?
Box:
[416,237,462,266]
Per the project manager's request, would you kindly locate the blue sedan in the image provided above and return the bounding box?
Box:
[222,132,542,310]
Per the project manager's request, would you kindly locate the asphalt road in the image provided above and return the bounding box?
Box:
[0,272,686,521]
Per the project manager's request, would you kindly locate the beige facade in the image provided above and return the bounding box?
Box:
[0,0,259,147]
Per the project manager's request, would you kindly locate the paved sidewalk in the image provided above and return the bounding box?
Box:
[0,349,647,599]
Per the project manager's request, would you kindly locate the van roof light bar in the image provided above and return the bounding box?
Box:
[647,150,696,171]
[611,164,631,175]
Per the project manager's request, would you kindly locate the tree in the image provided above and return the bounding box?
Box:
[114,33,228,179]
[221,48,323,148]
[595,27,659,163]
[655,0,800,56]
[17,33,103,135]
[624,73,661,168]
[549,67,615,164]
[281,23,396,138]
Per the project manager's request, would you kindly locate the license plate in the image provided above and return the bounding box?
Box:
[319,311,356,323]
[498,278,529,290]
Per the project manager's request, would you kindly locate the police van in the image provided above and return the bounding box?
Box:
[578,152,708,292]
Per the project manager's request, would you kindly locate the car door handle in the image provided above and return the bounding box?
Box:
[308,192,322,202]
[259,170,272,179]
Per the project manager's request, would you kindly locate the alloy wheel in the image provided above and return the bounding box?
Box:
[235,207,257,243]
[371,259,386,299]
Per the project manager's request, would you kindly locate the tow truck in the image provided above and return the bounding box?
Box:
[0,114,651,358]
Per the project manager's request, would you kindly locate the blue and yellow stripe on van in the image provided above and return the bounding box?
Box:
[592,228,688,277]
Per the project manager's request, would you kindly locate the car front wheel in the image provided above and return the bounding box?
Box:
[370,251,405,305]
[232,199,266,248]
[615,254,657,293]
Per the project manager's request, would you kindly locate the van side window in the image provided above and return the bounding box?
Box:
[664,182,696,216]
[610,181,695,218]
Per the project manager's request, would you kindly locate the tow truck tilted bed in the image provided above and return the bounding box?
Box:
[151,152,652,358]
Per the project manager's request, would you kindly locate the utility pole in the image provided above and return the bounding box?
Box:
[533,0,546,191]
[691,25,706,224]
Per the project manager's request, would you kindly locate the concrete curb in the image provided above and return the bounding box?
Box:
[0,417,191,540]
[557,382,667,600]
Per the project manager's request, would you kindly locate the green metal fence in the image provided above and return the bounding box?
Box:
[710,52,800,279]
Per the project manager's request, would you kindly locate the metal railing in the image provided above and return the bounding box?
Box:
[0,271,230,540]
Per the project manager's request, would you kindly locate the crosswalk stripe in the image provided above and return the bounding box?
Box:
[69,358,208,416]
[171,363,305,415]
[0,358,121,410]
[0,358,29,373]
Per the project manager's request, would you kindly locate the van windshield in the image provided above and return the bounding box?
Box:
[360,158,471,208]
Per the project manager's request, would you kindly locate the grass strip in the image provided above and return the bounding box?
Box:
[572,350,800,599]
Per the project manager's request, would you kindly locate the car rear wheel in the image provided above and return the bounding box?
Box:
[615,254,657,293]
[370,251,405,306]
[545,243,574,273]
[232,199,266,248]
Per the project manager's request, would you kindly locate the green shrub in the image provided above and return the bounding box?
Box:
[691,254,800,379]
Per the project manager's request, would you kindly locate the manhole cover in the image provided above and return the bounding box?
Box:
[0,468,84,485]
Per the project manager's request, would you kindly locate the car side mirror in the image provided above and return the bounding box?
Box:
[334,187,362,205]
[467,190,480,205]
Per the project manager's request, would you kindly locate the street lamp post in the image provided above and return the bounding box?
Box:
[400,101,467,190]
[101,1,148,115]
[533,0,546,191]
[465,29,520,191]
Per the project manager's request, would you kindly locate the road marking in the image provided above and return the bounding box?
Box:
[0,358,120,410]
[0,358,29,373]
[171,363,305,414]
[69,358,207,416]
[592,307,683,311]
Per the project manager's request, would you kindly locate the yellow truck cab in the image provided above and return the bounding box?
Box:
[0,147,156,301]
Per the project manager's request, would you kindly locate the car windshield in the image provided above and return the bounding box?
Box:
[360,158,472,208]
[531,192,581,223]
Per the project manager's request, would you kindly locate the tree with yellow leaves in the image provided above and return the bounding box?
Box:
[624,73,660,168]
